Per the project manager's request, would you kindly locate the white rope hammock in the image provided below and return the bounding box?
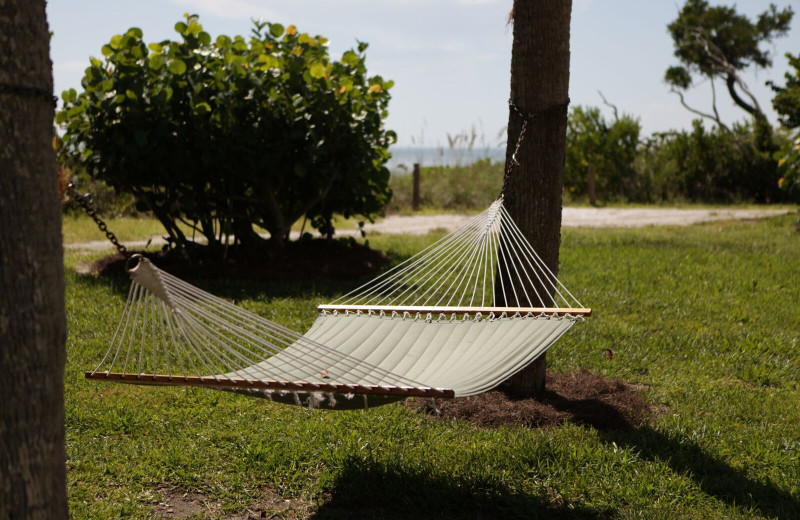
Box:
[86,197,590,409]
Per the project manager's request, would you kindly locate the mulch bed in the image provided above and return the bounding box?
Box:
[407,370,652,430]
[86,238,388,280]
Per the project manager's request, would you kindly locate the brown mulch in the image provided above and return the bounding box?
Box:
[85,238,388,280]
[407,370,652,430]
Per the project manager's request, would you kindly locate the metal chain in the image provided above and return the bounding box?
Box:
[499,98,570,198]
[66,183,131,259]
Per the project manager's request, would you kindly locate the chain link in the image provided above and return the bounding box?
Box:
[499,98,570,198]
[66,183,131,259]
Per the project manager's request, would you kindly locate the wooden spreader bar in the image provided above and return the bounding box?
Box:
[85,372,455,398]
[318,304,592,317]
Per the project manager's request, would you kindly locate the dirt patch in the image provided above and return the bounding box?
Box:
[84,238,387,280]
[152,486,313,519]
[406,370,652,430]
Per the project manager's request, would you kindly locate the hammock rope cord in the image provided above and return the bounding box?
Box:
[86,196,589,409]
[80,99,590,409]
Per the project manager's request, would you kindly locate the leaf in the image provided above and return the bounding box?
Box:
[193,102,211,114]
[168,59,187,75]
[149,43,163,53]
[286,25,298,36]
[174,21,188,35]
[110,34,123,50]
[148,54,165,70]
[341,51,360,66]
[90,56,102,67]
[269,23,284,38]
[101,45,113,57]
[309,62,325,79]
[368,84,382,94]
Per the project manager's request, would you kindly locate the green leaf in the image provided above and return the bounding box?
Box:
[187,21,202,38]
[342,51,360,66]
[216,35,231,48]
[148,42,163,53]
[148,54,165,70]
[257,54,279,69]
[101,45,114,57]
[109,34,123,50]
[168,59,187,75]
[174,21,188,35]
[269,23,284,38]
[198,32,212,46]
[89,56,102,68]
[309,62,325,79]
[125,89,137,100]
[193,102,211,114]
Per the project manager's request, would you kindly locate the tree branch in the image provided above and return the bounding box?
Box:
[597,90,619,122]
[669,86,732,133]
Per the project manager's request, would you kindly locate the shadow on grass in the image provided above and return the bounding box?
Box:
[601,427,800,520]
[310,457,614,520]
[68,265,370,303]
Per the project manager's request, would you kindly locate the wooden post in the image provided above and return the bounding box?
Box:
[412,163,421,211]
[588,163,596,206]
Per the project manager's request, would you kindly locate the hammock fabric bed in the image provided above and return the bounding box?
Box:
[85,197,591,410]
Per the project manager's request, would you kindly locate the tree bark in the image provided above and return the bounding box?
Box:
[502,0,572,396]
[0,1,68,518]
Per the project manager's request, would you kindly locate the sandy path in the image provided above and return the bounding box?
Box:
[65,207,793,251]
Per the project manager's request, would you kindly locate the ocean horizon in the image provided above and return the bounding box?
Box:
[387,146,506,174]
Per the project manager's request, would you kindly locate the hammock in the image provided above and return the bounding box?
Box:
[85,197,590,409]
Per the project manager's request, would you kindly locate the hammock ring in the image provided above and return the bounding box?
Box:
[126,253,144,272]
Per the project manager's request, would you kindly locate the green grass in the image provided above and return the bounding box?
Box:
[64,214,800,519]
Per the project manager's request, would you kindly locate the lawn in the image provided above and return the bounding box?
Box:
[63,213,800,519]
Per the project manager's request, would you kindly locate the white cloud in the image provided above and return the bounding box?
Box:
[169,0,279,20]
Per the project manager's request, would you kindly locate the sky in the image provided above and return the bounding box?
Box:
[47,0,800,148]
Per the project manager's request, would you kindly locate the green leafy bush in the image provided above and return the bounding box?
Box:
[639,121,781,203]
[564,106,642,201]
[57,15,395,253]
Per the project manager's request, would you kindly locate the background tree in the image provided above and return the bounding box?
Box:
[564,105,641,201]
[501,0,572,396]
[771,53,800,129]
[665,0,793,149]
[771,53,800,196]
[0,0,68,517]
[58,16,395,255]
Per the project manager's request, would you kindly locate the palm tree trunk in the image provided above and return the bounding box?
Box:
[502,0,572,396]
[0,1,68,517]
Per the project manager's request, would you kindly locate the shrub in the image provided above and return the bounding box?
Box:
[564,106,642,201]
[57,15,395,254]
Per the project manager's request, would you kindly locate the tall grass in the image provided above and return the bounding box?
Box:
[388,158,504,213]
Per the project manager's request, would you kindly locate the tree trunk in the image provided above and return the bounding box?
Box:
[0,1,68,518]
[502,0,572,396]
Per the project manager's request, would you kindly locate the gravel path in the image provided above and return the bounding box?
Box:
[65,207,793,251]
